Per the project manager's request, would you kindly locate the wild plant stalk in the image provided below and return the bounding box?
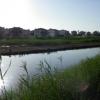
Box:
[58,56,63,67]
[0,57,11,100]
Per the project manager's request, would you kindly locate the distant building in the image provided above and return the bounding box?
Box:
[34,28,48,37]
[48,29,59,37]
[59,30,67,36]
[22,29,31,37]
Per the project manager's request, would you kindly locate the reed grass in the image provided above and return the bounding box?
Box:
[0,55,100,100]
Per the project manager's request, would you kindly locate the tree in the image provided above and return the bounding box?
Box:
[86,32,92,36]
[93,31,100,36]
[65,31,71,36]
[0,27,5,38]
[78,31,86,36]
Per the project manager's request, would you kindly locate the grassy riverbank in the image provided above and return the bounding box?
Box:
[0,36,100,45]
[1,54,100,100]
[0,36,100,55]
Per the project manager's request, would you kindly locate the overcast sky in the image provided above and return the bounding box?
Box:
[0,0,100,31]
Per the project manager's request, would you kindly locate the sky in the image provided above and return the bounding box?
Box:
[0,0,100,32]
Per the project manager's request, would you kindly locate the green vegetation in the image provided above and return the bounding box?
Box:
[0,36,100,46]
[0,54,100,100]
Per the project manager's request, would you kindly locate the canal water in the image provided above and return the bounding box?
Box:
[0,47,100,90]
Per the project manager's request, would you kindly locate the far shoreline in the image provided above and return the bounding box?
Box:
[0,43,100,55]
